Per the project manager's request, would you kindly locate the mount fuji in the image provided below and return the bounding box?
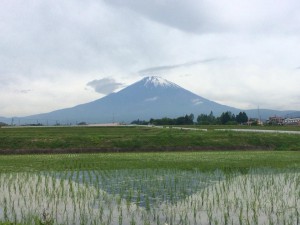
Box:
[1,76,299,125]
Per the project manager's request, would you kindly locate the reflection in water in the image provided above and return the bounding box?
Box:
[53,169,224,206]
[0,169,299,225]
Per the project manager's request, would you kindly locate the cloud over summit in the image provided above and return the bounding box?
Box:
[87,78,124,95]
[138,58,228,74]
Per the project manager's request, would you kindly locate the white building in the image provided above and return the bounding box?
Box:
[284,118,300,125]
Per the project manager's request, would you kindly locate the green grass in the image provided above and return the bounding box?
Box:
[0,126,299,152]
[0,151,299,173]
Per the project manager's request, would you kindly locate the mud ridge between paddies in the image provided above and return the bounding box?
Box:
[0,145,275,155]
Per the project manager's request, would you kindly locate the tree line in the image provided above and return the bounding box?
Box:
[197,111,248,125]
[131,111,249,125]
[132,114,195,126]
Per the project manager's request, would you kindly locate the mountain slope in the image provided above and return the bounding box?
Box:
[1,76,299,125]
[20,76,239,124]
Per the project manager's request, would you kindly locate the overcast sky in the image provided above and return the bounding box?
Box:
[1,0,300,117]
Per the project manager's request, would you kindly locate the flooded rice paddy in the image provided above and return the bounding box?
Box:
[0,169,299,225]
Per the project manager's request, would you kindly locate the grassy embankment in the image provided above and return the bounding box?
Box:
[0,126,299,152]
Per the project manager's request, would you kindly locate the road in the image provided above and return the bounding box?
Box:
[215,129,300,135]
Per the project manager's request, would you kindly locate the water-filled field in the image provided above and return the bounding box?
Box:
[1,168,299,225]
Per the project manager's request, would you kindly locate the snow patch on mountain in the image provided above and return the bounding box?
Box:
[143,76,180,88]
[192,99,203,105]
[145,96,159,102]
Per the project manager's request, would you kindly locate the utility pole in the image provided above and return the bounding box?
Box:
[257,106,262,125]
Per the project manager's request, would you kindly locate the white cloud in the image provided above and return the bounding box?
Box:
[87,78,124,94]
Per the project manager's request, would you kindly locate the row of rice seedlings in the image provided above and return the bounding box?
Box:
[0,169,222,224]
[155,169,300,225]
[0,168,299,224]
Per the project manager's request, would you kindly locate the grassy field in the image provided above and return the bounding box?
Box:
[0,151,299,173]
[0,126,299,153]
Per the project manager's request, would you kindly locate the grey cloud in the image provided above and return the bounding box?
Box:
[138,58,227,74]
[0,0,131,80]
[1,0,300,117]
[0,0,171,83]
[87,78,124,94]
[104,0,216,34]
[104,0,300,34]
[19,90,31,94]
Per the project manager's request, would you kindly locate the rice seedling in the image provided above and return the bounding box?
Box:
[0,168,299,224]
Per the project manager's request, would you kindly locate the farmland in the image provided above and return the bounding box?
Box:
[0,126,299,224]
[0,151,300,173]
[1,168,299,225]
[0,125,300,153]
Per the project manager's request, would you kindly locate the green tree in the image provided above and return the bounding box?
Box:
[188,113,194,123]
[220,111,235,124]
[197,111,216,125]
[208,111,215,123]
[236,112,248,124]
[197,114,209,125]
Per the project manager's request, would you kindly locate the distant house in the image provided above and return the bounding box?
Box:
[267,116,284,125]
[284,118,300,125]
[247,118,263,126]
[0,122,8,127]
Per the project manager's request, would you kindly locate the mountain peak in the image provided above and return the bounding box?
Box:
[9,75,295,125]
[142,76,180,88]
